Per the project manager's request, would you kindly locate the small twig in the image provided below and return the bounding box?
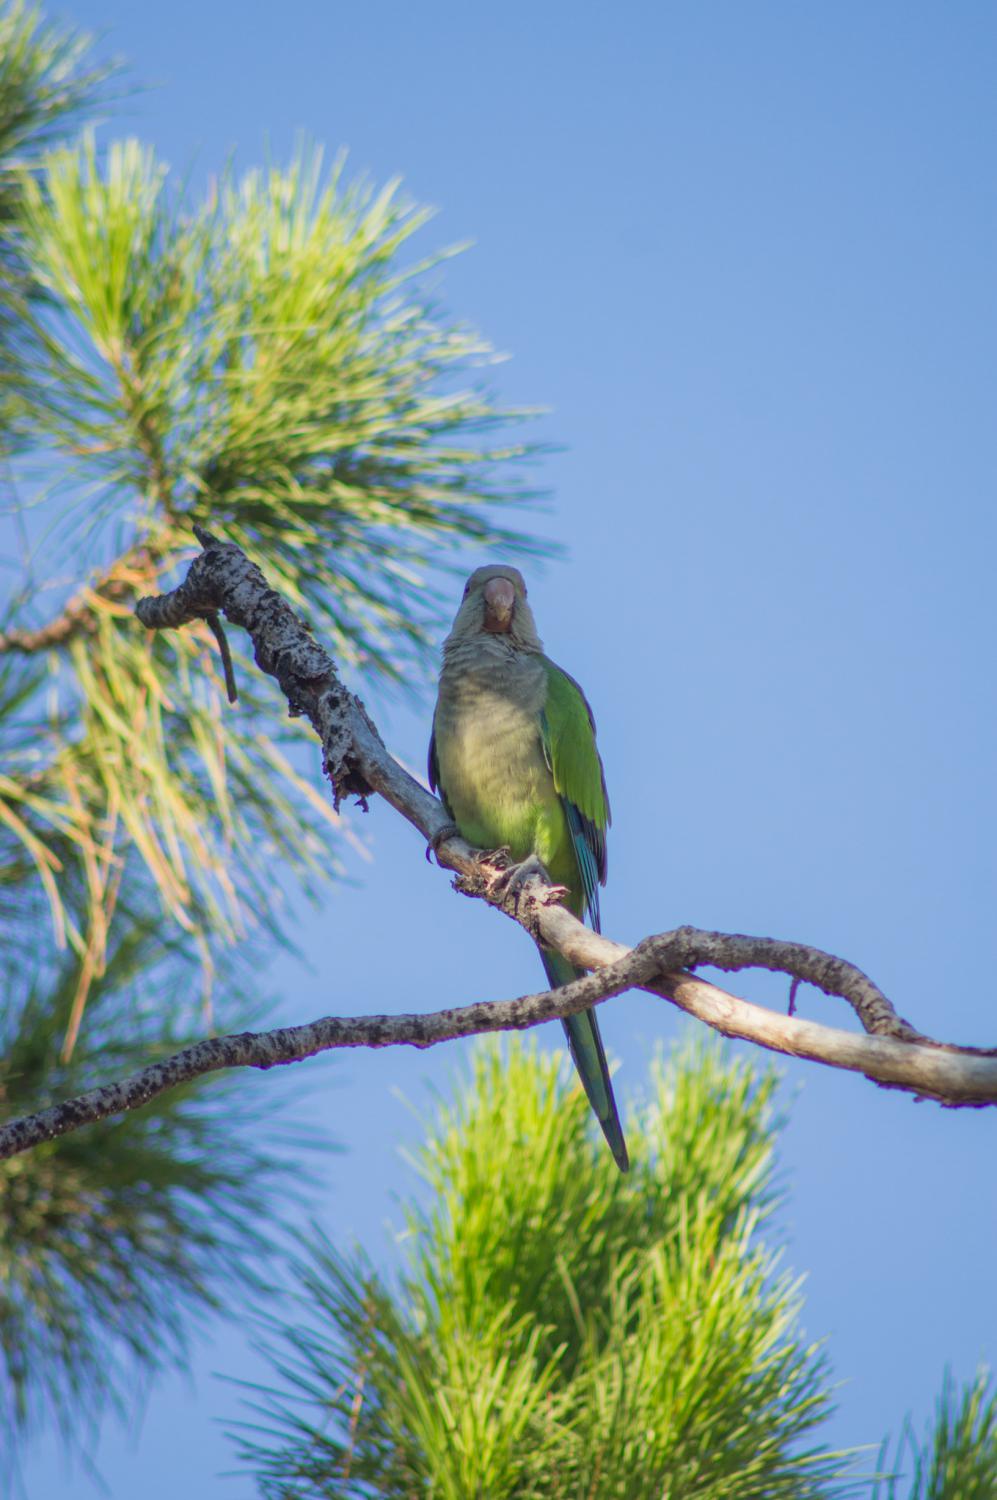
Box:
[788,976,801,1017]
[205,611,238,703]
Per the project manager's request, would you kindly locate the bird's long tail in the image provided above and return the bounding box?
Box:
[539,946,629,1172]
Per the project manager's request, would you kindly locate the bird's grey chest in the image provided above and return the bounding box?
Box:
[435,657,548,806]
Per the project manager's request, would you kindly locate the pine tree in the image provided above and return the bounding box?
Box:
[233,1038,856,1499]
[232,1042,997,1500]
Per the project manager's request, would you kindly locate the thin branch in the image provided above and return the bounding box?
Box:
[0,542,155,653]
[3,526,994,1161]
[0,954,648,1159]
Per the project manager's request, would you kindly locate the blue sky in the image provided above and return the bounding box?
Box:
[21,1,997,1494]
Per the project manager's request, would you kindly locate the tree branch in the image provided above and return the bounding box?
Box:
[3,527,994,1160]
[0,542,156,653]
[2,923,996,1161]
[0,953,648,1159]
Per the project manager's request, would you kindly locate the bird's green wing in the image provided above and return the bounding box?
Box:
[539,658,611,930]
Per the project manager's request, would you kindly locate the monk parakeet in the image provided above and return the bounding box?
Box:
[429,565,628,1171]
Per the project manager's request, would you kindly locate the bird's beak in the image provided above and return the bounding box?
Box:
[482,576,516,633]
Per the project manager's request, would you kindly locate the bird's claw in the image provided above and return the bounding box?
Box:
[491,853,556,900]
[426,821,460,863]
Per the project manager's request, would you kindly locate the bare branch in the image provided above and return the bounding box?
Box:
[0,953,650,1160]
[2,925,996,1162]
[3,526,990,1160]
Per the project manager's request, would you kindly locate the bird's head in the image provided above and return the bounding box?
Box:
[444,565,542,652]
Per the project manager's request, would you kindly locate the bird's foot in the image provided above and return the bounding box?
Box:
[491,853,568,906]
[426,821,460,864]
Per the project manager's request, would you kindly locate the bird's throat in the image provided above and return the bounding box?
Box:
[483,606,512,634]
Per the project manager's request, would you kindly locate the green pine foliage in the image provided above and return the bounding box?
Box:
[0,880,302,1444]
[0,2,109,231]
[233,1038,858,1500]
[13,130,542,675]
[874,1370,997,1500]
[0,0,113,433]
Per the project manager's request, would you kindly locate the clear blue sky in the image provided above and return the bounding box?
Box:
[23,2,997,1494]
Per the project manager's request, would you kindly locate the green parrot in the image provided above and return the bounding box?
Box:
[429,564,628,1171]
